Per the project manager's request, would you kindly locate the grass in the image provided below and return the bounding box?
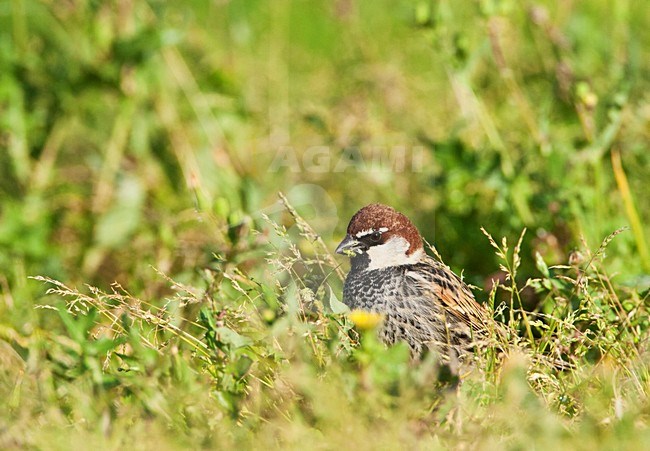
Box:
[1,0,650,448]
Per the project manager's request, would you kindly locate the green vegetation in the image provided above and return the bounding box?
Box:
[1,1,649,448]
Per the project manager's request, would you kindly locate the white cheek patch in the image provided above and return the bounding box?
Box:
[365,236,423,270]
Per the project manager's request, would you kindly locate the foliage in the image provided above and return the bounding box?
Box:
[1,0,649,448]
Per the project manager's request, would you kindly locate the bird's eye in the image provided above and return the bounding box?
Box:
[370,231,382,242]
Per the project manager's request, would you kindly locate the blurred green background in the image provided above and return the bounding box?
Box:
[3,0,649,312]
[1,0,650,447]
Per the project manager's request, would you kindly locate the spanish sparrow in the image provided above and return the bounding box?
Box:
[336,204,495,365]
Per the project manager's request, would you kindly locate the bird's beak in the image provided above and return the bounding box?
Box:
[335,234,363,256]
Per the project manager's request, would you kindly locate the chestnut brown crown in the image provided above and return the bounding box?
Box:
[346,204,423,256]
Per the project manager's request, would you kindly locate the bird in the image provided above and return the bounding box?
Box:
[335,203,496,367]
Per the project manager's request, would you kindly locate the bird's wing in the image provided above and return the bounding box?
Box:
[437,283,489,332]
[406,256,491,333]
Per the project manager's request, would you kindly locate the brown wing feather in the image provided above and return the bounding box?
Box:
[412,255,491,332]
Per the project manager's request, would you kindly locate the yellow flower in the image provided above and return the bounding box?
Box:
[348,309,384,331]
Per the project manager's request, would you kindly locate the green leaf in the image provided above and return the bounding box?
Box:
[327,287,349,314]
[215,326,252,350]
[95,176,145,248]
[535,252,550,278]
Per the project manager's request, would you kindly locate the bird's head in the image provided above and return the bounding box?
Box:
[336,204,424,270]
